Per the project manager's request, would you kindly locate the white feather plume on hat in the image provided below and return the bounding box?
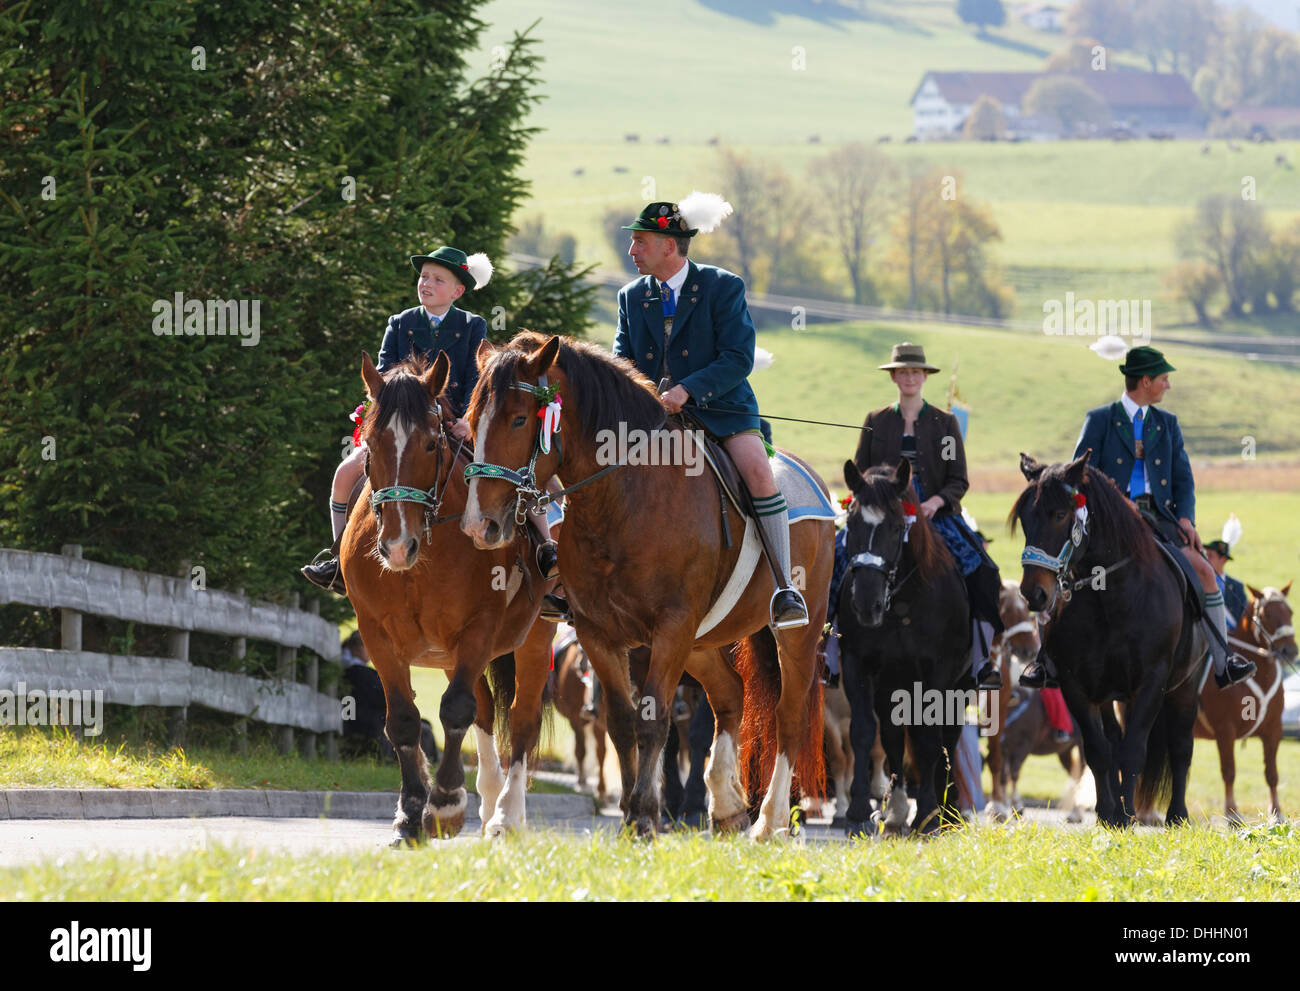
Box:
[465,253,493,290]
[678,191,733,234]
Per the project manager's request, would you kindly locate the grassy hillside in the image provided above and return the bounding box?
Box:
[471,0,1063,143]
[746,319,1300,473]
[471,0,1300,326]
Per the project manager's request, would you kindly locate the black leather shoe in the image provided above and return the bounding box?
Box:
[1215,653,1256,689]
[536,541,559,580]
[540,593,571,623]
[976,662,1002,690]
[771,588,809,629]
[1019,661,1058,690]
[300,554,346,595]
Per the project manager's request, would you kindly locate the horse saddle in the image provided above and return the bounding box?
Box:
[1145,522,1207,621]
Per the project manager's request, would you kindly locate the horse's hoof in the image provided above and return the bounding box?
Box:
[389,828,422,849]
[844,818,876,839]
[424,806,466,839]
[484,814,518,840]
[712,810,752,834]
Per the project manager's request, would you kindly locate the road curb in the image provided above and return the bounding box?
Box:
[0,789,597,821]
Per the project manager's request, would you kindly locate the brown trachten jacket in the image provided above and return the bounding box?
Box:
[853,401,969,517]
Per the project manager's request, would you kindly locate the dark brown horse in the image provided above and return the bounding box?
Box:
[340,352,557,844]
[1011,452,1205,827]
[552,631,610,805]
[461,332,832,839]
[1195,583,1296,825]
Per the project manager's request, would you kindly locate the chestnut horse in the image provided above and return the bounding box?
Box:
[340,352,557,844]
[1195,583,1296,824]
[553,632,610,805]
[461,332,831,839]
[1011,452,1205,827]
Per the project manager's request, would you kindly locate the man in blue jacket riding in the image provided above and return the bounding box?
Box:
[1020,345,1254,689]
[612,193,808,629]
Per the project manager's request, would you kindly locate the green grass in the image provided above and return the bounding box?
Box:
[750,318,1300,473]
[0,727,574,794]
[4,820,1299,901]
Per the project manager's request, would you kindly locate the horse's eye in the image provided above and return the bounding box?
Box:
[512,416,527,428]
[426,438,437,452]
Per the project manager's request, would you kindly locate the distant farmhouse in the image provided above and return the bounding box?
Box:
[911,71,1207,140]
[1017,3,1065,32]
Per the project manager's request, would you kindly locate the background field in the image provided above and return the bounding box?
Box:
[468,0,1300,325]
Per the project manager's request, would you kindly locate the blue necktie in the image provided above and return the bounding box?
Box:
[661,283,676,317]
[1128,409,1146,499]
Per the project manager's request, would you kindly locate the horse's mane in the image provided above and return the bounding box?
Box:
[366,356,449,437]
[468,331,666,440]
[1007,460,1159,572]
[858,465,953,581]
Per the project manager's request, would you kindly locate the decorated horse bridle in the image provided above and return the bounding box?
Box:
[366,399,468,539]
[1021,482,1129,608]
[845,496,916,616]
[463,376,565,527]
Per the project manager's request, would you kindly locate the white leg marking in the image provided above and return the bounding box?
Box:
[475,726,506,831]
[704,730,748,823]
[749,753,793,841]
[486,757,527,839]
[871,754,890,802]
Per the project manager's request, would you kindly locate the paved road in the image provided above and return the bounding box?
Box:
[0,795,1086,869]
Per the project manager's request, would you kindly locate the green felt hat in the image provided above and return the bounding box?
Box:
[1204,539,1232,560]
[622,202,697,237]
[1119,345,1175,379]
[409,246,478,290]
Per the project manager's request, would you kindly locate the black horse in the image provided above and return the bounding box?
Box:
[838,459,973,837]
[1009,452,1205,827]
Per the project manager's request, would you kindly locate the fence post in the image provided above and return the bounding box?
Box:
[276,591,298,755]
[232,588,248,755]
[59,545,83,650]
[321,601,339,762]
[167,560,191,746]
[300,599,320,760]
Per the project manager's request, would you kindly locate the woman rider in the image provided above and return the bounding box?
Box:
[852,342,1003,689]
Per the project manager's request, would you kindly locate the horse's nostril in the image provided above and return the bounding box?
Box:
[378,542,390,558]
[406,538,418,558]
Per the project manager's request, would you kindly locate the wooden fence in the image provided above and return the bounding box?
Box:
[0,545,343,758]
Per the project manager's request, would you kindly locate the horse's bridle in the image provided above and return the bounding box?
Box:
[463,376,564,527]
[845,499,911,616]
[1250,594,1297,663]
[464,374,623,525]
[366,399,468,540]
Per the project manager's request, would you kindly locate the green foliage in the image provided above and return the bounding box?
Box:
[0,0,594,639]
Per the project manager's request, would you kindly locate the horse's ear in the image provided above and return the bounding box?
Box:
[1282,581,1292,598]
[1020,452,1045,482]
[362,351,383,401]
[843,460,864,494]
[1248,583,1265,601]
[476,337,497,372]
[1065,450,1091,486]
[529,335,561,376]
[422,350,450,402]
[893,456,912,495]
